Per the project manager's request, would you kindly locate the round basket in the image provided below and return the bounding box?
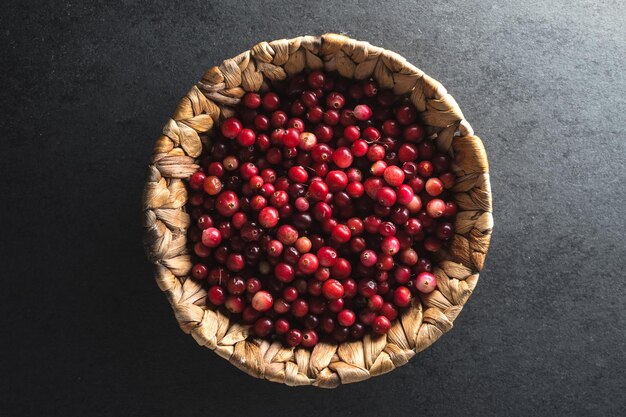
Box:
[143,33,493,388]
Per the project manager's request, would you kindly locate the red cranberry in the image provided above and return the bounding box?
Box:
[372,315,391,335]
[275,262,295,283]
[403,124,423,142]
[221,117,243,139]
[417,161,433,178]
[360,250,378,267]
[286,328,303,346]
[333,326,350,342]
[370,160,387,176]
[226,253,244,272]
[358,279,378,298]
[368,294,384,311]
[302,329,319,347]
[326,92,345,110]
[393,286,412,307]
[215,191,239,217]
[331,258,352,279]
[251,290,273,312]
[307,71,325,89]
[325,170,348,191]
[331,224,351,244]
[426,199,446,218]
[262,92,280,111]
[243,92,261,109]
[332,146,353,168]
[416,272,437,293]
[291,299,309,317]
[207,286,226,306]
[353,104,373,121]
[337,309,356,327]
[258,206,279,228]
[225,295,245,313]
[322,279,344,300]
[189,171,206,190]
[424,236,442,252]
[201,227,222,248]
[380,302,398,321]
[346,181,365,198]
[425,178,444,196]
[275,318,290,335]
[376,187,397,207]
[367,144,386,161]
[298,253,319,274]
[382,165,404,186]
[203,176,223,196]
[191,263,208,280]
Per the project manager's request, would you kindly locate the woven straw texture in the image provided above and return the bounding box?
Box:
[143,34,492,388]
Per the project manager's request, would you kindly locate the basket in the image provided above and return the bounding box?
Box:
[143,33,493,388]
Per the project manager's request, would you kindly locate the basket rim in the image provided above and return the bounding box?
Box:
[142,33,493,388]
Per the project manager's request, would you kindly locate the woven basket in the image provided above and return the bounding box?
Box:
[143,33,493,388]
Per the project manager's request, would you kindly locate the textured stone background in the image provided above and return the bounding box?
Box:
[1,1,625,416]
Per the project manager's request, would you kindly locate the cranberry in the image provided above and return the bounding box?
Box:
[337,309,356,327]
[417,160,434,178]
[331,224,352,244]
[343,125,361,142]
[201,227,222,248]
[307,71,325,89]
[333,326,350,342]
[207,286,226,306]
[225,295,245,313]
[189,171,206,190]
[426,198,446,218]
[286,328,303,346]
[302,329,319,347]
[191,263,208,280]
[245,277,261,294]
[376,187,397,207]
[243,92,261,109]
[367,144,386,161]
[298,253,319,274]
[382,165,404,186]
[322,279,344,300]
[215,191,239,217]
[333,146,354,168]
[358,279,378,298]
[331,258,352,279]
[326,170,348,191]
[221,117,243,139]
[353,104,373,121]
[425,178,444,196]
[275,262,295,283]
[372,315,391,335]
[291,299,309,317]
[368,294,384,311]
[393,286,412,307]
[370,160,387,176]
[424,237,442,252]
[203,176,223,196]
[262,92,280,111]
[275,318,290,335]
[380,302,398,321]
[395,105,417,125]
[360,250,378,267]
[403,124,424,142]
[326,92,345,109]
[416,272,437,293]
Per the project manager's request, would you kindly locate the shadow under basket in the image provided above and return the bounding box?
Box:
[143,33,493,388]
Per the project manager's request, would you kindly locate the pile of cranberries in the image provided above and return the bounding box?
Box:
[186,70,457,348]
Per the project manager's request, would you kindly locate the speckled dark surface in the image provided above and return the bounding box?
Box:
[1,1,625,416]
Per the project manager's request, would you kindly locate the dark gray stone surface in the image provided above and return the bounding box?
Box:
[1,1,625,416]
